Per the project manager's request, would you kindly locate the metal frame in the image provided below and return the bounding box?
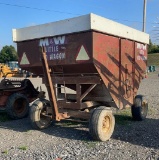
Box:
[41,46,102,121]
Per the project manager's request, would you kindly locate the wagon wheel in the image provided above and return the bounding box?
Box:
[6,93,29,119]
[89,106,115,141]
[131,95,148,121]
[30,99,53,129]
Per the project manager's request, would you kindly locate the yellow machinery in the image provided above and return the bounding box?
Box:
[0,62,21,78]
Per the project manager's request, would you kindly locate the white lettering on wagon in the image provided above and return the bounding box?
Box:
[39,38,49,46]
[50,53,66,60]
[137,43,147,50]
[39,36,66,60]
[136,43,147,61]
[53,36,65,45]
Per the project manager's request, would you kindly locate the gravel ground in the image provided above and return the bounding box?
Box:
[0,70,159,160]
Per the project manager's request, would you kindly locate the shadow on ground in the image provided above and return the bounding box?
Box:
[0,113,159,149]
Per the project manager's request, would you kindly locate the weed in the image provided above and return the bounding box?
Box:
[2,150,8,154]
[114,108,132,125]
[18,146,27,150]
[25,130,32,133]
[83,140,98,148]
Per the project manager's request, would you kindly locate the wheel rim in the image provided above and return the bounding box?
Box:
[14,98,27,114]
[102,115,111,133]
[39,106,51,126]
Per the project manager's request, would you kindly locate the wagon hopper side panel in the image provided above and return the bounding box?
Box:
[93,32,147,109]
[17,32,96,75]
[120,39,135,108]
[93,32,121,108]
[17,40,42,74]
[17,32,102,109]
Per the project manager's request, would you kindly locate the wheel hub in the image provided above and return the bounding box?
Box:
[102,116,110,133]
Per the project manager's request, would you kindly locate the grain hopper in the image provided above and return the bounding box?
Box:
[12,13,149,141]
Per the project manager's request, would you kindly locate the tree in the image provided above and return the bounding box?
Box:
[148,39,159,54]
[0,45,18,63]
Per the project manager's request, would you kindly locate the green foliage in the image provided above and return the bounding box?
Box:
[83,140,98,148]
[18,146,27,150]
[148,39,159,54]
[148,53,159,66]
[0,45,18,63]
[1,150,8,154]
[114,108,132,125]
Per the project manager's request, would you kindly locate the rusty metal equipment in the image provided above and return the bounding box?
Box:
[0,78,42,119]
[12,13,149,141]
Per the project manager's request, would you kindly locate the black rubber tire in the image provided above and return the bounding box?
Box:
[89,106,115,141]
[30,99,52,129]
[6,93,29,119]
[131,95,148,121]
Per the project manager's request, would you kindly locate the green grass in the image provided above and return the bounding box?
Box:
[0,112,10,122]
[114,108,132,125]
[56,120,85,127]
[24,130,32,133]
[83,140,98,148]
[148,53,159,66]
[1,150,8,154]
[18,146,27,150]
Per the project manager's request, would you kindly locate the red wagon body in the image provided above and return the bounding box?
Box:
[13,13,149,141]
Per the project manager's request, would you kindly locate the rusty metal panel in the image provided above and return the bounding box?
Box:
[93,32,120,108]
[17,32,94,74]
[93,31,147,109]
[52,76,101,84]
[120,39,135,108]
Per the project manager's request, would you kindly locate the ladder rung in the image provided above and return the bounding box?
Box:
[54,86,65,89]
